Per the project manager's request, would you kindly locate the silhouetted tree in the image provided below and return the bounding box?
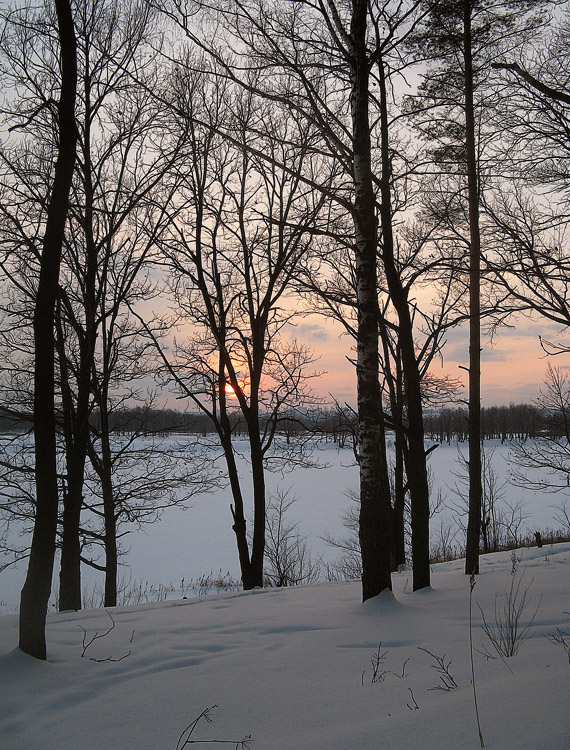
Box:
[408,0,548,575]
[13,0,77,659]
[150,72,324,590]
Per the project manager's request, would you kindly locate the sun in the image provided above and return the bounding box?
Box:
[224,382,237,398]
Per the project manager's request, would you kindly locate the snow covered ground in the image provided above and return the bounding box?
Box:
[0,438,567,613]
[1,543,569,749]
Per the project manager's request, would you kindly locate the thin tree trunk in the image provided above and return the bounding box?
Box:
[58,340,91,611]
[379,326,403,570]
[225,432,256,590]
[19,0,77,659]
[58,452,84,610]
[100,423,117,608]
[59,64,98,611]
[95,390,118,608]
[350,0,393,601]
[377,53,430,590]
[248,425,266,588]
[218,399,255,588]
[392,363,407,570]
[55,314,82,611]
[86,408,118,609]
[463,0,482,576]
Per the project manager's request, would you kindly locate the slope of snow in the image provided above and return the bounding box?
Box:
[1,544,569,749]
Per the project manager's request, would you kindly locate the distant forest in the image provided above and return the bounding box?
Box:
[0,402,558,443]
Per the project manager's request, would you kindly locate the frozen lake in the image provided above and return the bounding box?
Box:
[0,436,566,612]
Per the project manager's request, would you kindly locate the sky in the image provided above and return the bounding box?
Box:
[294,313,570,409]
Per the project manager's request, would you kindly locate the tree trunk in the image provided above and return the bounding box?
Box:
[350,0,393,601]
[248,424,266,588]
[100,434,118,608]
[59,72,98,611]
[463,0,483,576]
[379,332,405,570]
[55,309,82,611]
[58,352,91,611]
[19,0,77,659]
[392,380,407,570]
[377,53,430,590]
[93,395,118,608]
[86,403,118,609]
[220,425,255,589]
[56,321,91,611]
[58,465,83,610]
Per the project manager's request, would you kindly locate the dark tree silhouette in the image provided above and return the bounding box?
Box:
[18,0,77,659]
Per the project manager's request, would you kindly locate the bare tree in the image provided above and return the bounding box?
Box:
[54,0,164,612]
[510,364,570,495]
[263,489,320,587]
[484,14,570,354]
[449,445,524,554]
[148,71,324,590]
[322,491,362,581]
[0,0,211,611]
[5,0,79,659]
[83,414,221,606]
[160,0,448,597]
[59,0,191,607]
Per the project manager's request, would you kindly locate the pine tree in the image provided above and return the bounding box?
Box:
[408,0,549,575]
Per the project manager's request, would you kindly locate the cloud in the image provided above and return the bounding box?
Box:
[436,316,566,365]
[507,319,569,341]
[440,344,467,363]
[292,322,330,342]
[439,340,509,364]
[481,345,510,362]
[434,325,468,364]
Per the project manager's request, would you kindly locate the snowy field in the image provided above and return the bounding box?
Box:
[0,438,567,613]
[1,544,569,749]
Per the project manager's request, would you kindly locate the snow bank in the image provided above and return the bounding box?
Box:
[1,544,569,749]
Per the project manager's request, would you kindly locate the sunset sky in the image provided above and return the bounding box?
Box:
[295,313,570,408]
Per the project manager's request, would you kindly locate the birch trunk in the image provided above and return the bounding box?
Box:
[350,0,392,600]
[463,0,483,576]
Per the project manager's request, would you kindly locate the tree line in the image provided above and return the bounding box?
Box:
[1,0,569,658]
[424,403,543,442]
[0,400,556,441]
[0,405,214,436]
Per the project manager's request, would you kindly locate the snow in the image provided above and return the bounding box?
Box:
[0,438,359,612]
[1,544,569,749]
[1,437,569,748]
[1,438,564,614]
